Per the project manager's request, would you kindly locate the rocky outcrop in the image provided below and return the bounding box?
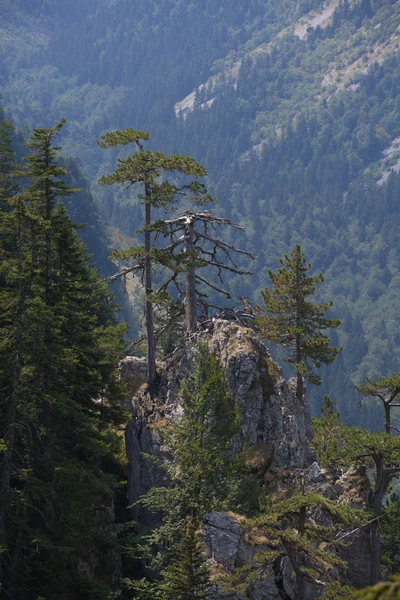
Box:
[125,320,315,524]
[203,511,320,600]
[122,319,374,598]
[201,462,374,599]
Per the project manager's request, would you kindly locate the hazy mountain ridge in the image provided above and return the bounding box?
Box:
[177,0,400,178]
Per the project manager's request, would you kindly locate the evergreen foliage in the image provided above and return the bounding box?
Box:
[313,401,400,512]
[3,0,400,424]
[256,245,341,402]
[0,120,126,599]
[160,519,211,600]
[222,490,365,600]
[126,343,242,597]
[313,400,400,582]
[0,111,17,208]
[381,494,400,577]
[98,128,213,386]
[357,374,400,434]
[356,576,400,600]
[138,344,242,548]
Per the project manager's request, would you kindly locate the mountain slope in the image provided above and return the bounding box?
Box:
[2,0,400,427]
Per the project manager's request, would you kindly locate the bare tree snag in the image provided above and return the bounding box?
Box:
[154,211,255,333]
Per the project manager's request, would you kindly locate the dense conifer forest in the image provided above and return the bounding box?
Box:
[2,0,400,426]
[1,1,400,598]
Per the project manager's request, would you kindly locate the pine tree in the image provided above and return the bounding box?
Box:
[256,245,341,402]
[98,129,212,388]
[313,405,400,584]
[357,374,400,435]
[223,492,365,600]
[151,211,254,334]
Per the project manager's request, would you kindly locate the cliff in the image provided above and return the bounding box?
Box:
[123,320,315,521]
[122,319,374,598]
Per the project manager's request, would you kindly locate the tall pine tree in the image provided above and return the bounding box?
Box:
[256,245,341,403]
[97,129,212,388]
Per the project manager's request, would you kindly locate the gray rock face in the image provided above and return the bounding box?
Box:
[203,511,321,600]
[202,461,374,600]
[124,321,315,523]
[123,320,374,598]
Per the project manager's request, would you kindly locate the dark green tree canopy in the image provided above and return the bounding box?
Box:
[0,119,126,600]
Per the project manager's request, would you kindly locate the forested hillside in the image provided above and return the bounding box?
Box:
[2,0,400,427]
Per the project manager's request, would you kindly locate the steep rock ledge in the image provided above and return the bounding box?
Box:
[122,319,374,598]
[124,319,315,525]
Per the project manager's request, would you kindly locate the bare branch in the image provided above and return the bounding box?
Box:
[335,515,381,541]
[105,262,144,284]
[156,271,180,295]
[154,308,184,344]
[204,260,253,276]
[195,274,232,298]
[162,210,246,231]
[196,230,255,260]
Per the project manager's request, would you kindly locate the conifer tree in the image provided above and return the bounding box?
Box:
[139,344,241,535]
[256,245,341,402]
[313,403,400,583]
[98,129,212,388]
[0,111,18,207]
[160,519,211,600]
[126,344,243,599]
[232,493,364,600]
[0,121,126,600]
[357,374,400,434]
[152,210,254,333]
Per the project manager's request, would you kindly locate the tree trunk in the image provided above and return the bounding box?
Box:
[372,452,386,513]
[184,217,197,334]
[384,401,391,435]
[284,541,305,600]
[144,187,156,388]
[298,505,306,536]
[295,261,303,405]
[369,519,381,585]
[296,332,303,404]
[369,452,388,584]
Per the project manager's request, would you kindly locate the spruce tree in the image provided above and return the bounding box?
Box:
[256,245,341,402]
[126,344,243,599]
[0,121,126,600]
[139,343,241,537]
[160,519,211,600]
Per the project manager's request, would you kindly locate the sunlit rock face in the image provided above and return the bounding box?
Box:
[123,320,374,598]
[124,319,315,525]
